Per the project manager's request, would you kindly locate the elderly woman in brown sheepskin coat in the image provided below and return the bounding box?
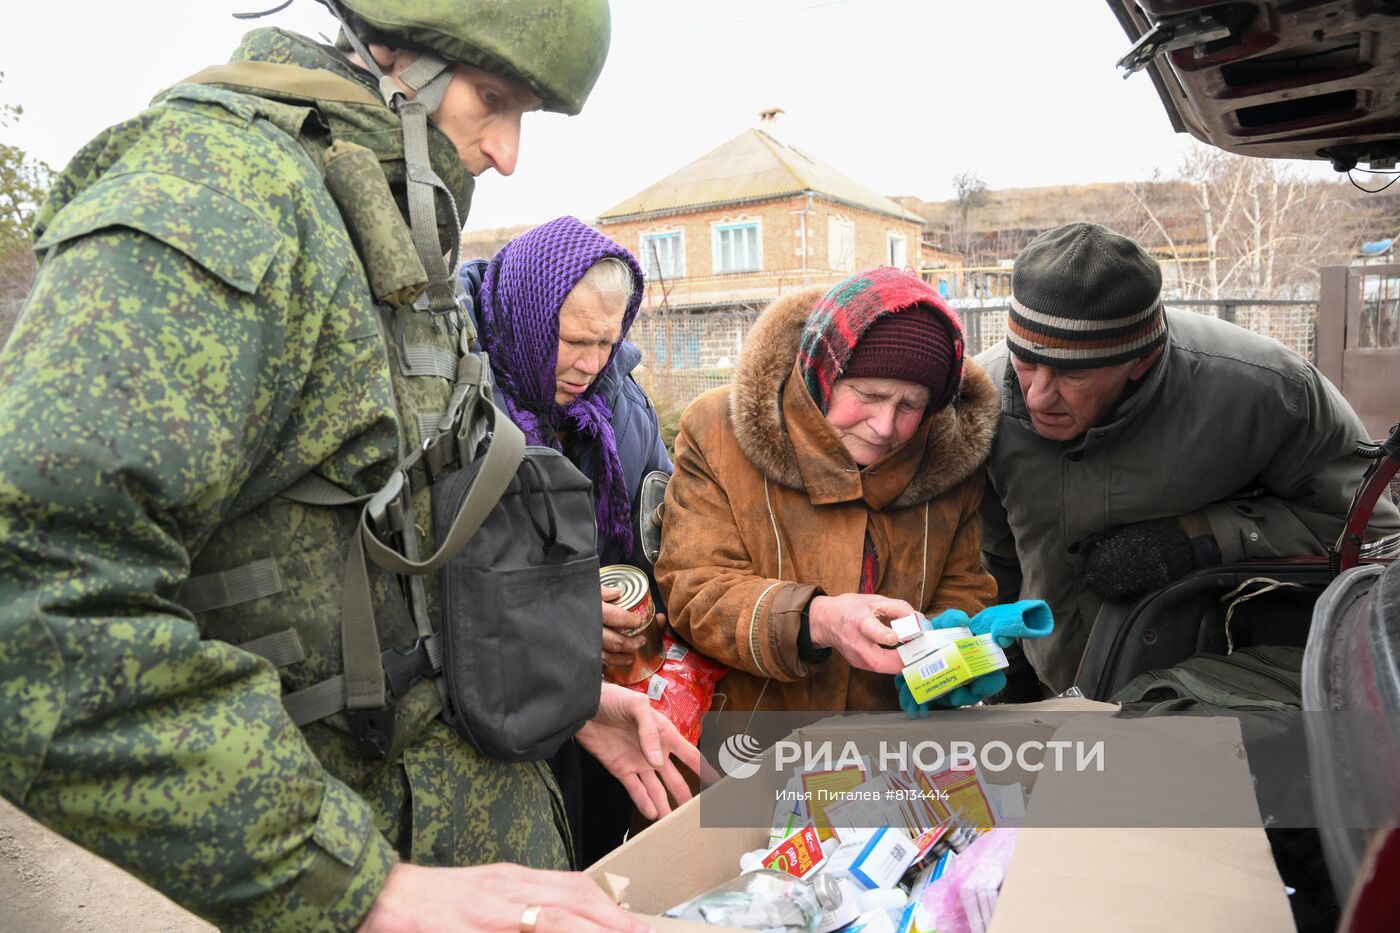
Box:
[656,266,1000,713]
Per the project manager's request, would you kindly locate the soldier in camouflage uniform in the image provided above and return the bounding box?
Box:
[0,2,673,930]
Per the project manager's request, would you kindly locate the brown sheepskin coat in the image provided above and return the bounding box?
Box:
[656,287,1000,713]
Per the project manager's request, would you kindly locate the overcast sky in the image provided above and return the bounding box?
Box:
[2,0,1338,232]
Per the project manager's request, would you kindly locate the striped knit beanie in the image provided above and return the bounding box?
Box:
[1009,223,1166,368]
[797,266,965,413]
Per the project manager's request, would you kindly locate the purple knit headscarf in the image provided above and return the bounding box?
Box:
[477,216,645,554]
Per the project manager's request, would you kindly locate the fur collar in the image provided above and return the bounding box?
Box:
[730,287,1000,506]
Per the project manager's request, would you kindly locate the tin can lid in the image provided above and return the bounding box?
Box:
[599,564,648,612]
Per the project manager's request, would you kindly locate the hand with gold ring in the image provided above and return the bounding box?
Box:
[357,862,655,932]
[518,904,543,932]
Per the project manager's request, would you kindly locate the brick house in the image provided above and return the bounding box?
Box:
[595,128,925,403]
[919,243,967,299]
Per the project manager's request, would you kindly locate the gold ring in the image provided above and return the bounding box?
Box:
[519,904,544,933]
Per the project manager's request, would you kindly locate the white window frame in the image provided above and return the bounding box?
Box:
[828,216,855,273]
[640,229,685,281]
[887,231,908,268]
[711,218,763,274]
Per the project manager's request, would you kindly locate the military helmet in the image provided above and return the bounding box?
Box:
[336,0,611,116]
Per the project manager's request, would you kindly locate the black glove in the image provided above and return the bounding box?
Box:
[1082,514,1221,602]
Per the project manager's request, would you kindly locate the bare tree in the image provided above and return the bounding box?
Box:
[949,170,990,264]
[1225,157,1355,298]
[1124,141,1356,300]
[1126,171,1189,288]
[952,170,989,226]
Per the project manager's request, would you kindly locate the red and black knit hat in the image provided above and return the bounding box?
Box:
[842,307,957,403]
[797,266,965,412]
[1009,223,1166,369]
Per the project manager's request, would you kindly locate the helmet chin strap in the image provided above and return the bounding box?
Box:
[233,1,296,18]
[322,1,464,315]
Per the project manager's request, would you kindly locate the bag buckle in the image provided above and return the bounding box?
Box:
[344,638,437,760]
[382,637,437,697]
[346,705,396,760]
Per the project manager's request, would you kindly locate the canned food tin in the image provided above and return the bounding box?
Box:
[599,564,665,685]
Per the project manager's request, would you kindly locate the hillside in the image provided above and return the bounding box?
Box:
[899,180,1202,262]
[897,178,1400,266]
[898,182,1154,234]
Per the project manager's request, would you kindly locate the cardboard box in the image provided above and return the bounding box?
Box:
[589,699,1293,932]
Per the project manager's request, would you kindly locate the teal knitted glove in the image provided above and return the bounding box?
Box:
[896,668,1007,712]
[926,608,971,631]
[894,604,1053,712]
[937,670,1008,707]
[966,600,1054,648]
[896,673,931,719]
[897,602,1054,710]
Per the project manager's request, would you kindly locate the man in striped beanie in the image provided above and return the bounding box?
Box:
[975,222,1398,695]
[1005,222,1166,441]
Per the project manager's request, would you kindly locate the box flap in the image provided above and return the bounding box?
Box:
[989,828,1293,932]
[589,795,768,915]
[991,715,1293,931]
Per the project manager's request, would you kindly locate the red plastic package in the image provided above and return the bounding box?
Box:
[623,632,728,744]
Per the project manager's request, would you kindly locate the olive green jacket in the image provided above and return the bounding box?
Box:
[0,30,564,932]
[977,308,1400,693]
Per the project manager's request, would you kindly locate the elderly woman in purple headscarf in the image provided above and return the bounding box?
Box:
[458,215,677,866]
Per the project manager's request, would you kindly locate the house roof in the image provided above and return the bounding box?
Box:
[597,128,924,224]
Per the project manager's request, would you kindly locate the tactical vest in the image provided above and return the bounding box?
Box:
[170,62,495,762]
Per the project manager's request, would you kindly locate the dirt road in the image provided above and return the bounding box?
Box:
[0,798,212,933]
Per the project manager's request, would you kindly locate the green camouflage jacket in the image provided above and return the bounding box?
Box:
[0,29,566,932]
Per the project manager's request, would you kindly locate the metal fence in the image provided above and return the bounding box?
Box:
[630,310,760,411]
[632,299,1319,413]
